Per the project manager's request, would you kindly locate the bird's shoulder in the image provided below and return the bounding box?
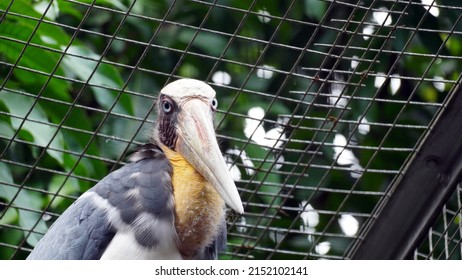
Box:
[91,143,174,222]
[127,143,167,163]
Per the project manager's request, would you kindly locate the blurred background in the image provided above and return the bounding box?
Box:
[1,0,461,259]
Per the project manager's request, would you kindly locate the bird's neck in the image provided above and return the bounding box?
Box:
[161,146,225,259]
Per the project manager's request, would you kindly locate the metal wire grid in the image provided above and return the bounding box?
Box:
[414,184,462,260]
[0,0,460,259]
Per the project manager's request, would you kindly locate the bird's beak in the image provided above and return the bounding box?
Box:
[175,98,244,214]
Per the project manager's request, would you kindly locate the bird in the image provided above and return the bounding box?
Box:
[27,78,244,260]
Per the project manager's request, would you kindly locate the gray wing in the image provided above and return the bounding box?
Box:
[27,145,174,260]
[26,192,115,259]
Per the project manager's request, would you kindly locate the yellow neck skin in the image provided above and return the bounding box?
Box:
[161,145,225,259]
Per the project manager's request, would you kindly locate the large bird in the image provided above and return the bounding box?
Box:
[27,79,244,260]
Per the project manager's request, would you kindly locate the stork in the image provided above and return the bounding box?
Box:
[27,79,244,260]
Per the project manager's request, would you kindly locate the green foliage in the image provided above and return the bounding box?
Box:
[0,0,129,255]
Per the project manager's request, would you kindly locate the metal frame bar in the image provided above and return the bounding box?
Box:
[348,81,462,259]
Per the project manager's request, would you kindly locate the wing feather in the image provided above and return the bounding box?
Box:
[27,144,175,260]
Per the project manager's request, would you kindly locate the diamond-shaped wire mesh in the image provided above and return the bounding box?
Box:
[0,0,461,260]
[414,184,462,260]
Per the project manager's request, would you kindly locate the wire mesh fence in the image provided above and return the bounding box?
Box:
[0,0,461,259]
[414,183,462,260]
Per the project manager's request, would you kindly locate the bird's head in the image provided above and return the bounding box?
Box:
[154,79,244,214]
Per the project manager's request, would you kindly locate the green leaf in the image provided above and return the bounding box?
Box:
[0,207,18,226]
[0,227,23,259]
[18,208,49,246]
[245,143,282,216]
[55,0,83,19]
[0,0,44,19]
[304,0,327,22]
[0,91,65,164]
[39,99,107,179]
[64,0,128,11]
[178,29,230,57]
[0,120,15,138]
[34,0,60,20]
[0,23,71,101]
[403,4,450,56]
[61,46,133,115]
[0,162,14,200]
[48,175,80,208]
[0,162,49,246]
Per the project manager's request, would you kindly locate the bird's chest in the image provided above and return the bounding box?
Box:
[171,160,225,259]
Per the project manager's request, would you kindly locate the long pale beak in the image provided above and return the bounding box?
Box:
[175,99,244,214]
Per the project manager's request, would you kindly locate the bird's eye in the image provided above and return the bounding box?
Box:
[211,98,218,111]
[162,100,173,114]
